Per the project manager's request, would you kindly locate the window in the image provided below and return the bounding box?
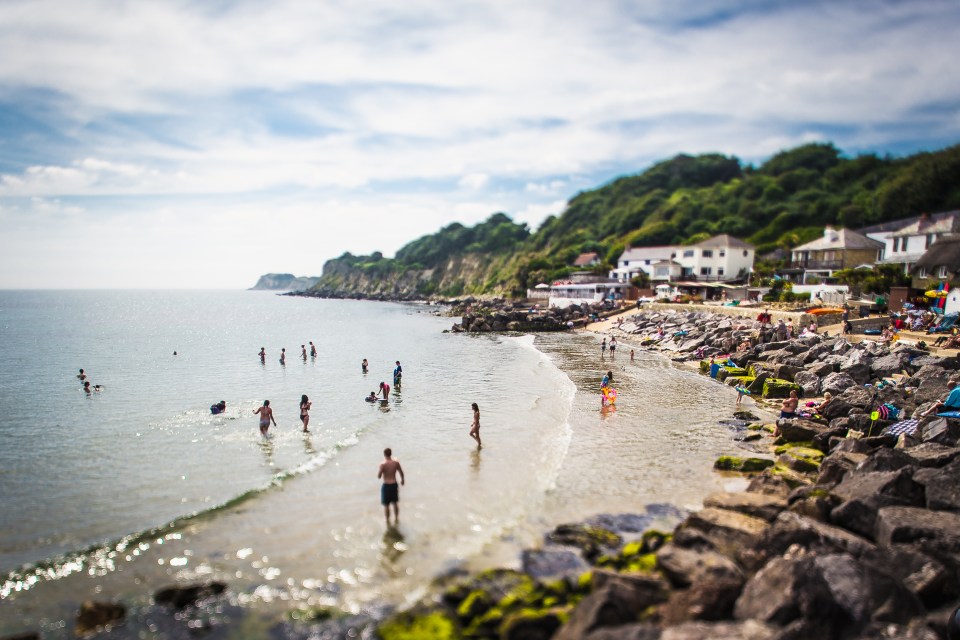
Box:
[683,250,694,258]
[892,238,899,252]
[742,250,748,257]
[702,250,713,258]
[719,250,726,258]
[718,268,725,277]
[700,267,712,276]
[902,237,909,252]
[938,266,949,278]
[927,234,935,248]
[918,267,929,278]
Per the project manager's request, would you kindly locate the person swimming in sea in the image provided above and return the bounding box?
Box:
[77,368,87,381]
[366,391,378,402]
[211,400,226,414]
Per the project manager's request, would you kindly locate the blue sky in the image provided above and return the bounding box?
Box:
[1,0,958,288]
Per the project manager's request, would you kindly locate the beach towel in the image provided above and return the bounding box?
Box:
[883,419,920,437]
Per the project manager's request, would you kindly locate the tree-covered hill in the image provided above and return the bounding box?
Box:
[310,141,960,299]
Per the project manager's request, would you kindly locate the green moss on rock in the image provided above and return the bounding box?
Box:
[456,590,494,621]
[378,611,460,640]
[713,456,775,472]
[762,378,802,399]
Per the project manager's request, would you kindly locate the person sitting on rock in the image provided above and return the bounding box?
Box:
[922,385,960,417]
[779,390,799,420]
[814,392,833,415]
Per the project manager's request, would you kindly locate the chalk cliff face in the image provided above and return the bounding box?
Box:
[306,252,515,300]
[249,273,321,291]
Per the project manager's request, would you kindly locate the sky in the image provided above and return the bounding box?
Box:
[1,0,959,289]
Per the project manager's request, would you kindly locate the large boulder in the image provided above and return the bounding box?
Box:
[913,457,960,511]
[901,442,960,468]
[792,370,821,397]
[753,511,877,563]
[676,508,769,561]
[806,361,837,377]
[871,352,911,378]
[545,523,622,561]
[837,386,876,410]
[820,399,858,422]
[656,544,743,588]
[875,506,960,554]
[521,548,590,580]
[659,620,776,640]
[552,571,669,640]
[659,576,745,624]
[154,582,226,609]
[829,468,925,538]
[702,492,787,523]
[821,372,858,396]
[777,419,832,443]
[75,601,126,635]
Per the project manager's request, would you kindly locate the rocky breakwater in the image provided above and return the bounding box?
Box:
[449,300,611,333]
[373,330,960,640]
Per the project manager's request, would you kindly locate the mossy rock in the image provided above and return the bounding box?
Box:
[378,610,460,640]
[699,360,710,375]
[762,378,802,399]
[774,442,814,455]
[717,367,747,382]
[713,456,775,472]
[456,589,495,621]
[576,571,593,594]
[498,606,571,640]
[546,523,622,560]
[768,463,815,488]
[747,423,764,431]
[777,447,825,473]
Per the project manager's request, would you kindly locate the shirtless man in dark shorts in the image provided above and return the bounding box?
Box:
[378,448,405,525]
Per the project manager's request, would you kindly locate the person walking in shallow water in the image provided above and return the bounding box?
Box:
[378,448,405,526]
[259,347,266,363]
[301,345,307,361]
[309,341,317,358]
[254,400,277,436]
[469,402,482,448]
[362,358,368,374]
[279,348,286,366]
[299,394,312,433]
[601,338,607,356]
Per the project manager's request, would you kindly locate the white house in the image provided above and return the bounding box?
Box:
[612,235,754,283]
[864,211,960,274]
[673,235,755,282]
[609,246,675,282]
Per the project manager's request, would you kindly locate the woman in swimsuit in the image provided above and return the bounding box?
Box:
[300,394,311,432]
[469,403,481,447]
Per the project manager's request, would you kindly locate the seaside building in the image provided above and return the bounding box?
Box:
[785,226,883,284]
[609,246,675,281]
[910,234,960,292]
[861,210,960,275]
[572,252,601,268]
[611,235,755,284]
[548,277,634,308]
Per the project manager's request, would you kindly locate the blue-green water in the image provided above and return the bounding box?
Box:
[0,291,752,637]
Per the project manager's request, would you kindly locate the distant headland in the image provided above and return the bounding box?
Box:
[248,273,320,291]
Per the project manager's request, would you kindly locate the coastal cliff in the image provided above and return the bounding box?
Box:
[249,273,320,291]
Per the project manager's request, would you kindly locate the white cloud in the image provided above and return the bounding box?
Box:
[0,0,959,287]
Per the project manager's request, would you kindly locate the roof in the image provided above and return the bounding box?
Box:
[859,210,960,235]
[617,246,675,262]
[913,235,960,270]
[692,234,754,249]
[793,228,884,252]
[651,260,682,267]
[572,252,600,266]
[891,212,960,238]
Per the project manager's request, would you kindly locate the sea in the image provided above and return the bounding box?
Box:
[0,290,764,637]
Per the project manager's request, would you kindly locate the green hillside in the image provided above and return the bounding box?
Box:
[311,142,960,298]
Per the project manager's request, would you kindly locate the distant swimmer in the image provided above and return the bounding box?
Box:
[83,381,103,393]
[362,358,369,374]
[366,391,378,402]
[301,345,307,361]
[379,381,390,400]
[259,347,266,363]
[378,447,405,525]
[77,369,87,381]
[279,348,286,366]
[469,402,482,448]
[210,400,226,415]
[393,361,402,387]
[299,394,312,432]
[309,341,317,358]
[253,400,277,436]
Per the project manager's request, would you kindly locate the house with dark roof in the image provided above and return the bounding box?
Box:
[864,211,960,274]
[572,252,601,268]
[788,226,883,284]
[911,234,960,291]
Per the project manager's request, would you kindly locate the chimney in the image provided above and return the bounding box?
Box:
[824,225,839,242]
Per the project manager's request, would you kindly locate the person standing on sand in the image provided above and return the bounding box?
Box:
[279,348,286,366]
[362,358,369,374]
[469,403,481,447]
[378,448,405,525]
[299,394,312,432]
[379,381,390,399]
[259,348,266,363]
[253,400,277,436]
